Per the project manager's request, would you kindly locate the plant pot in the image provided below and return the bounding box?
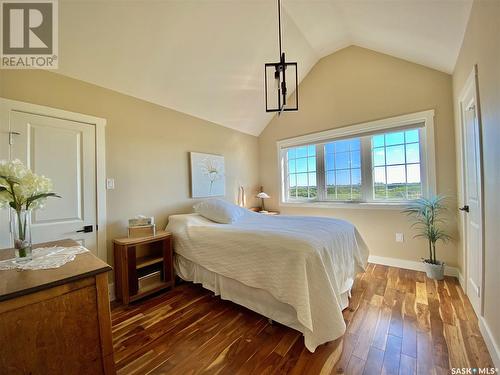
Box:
[423,260,445,280]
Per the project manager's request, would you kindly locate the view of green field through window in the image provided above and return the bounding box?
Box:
[286,129,422,201]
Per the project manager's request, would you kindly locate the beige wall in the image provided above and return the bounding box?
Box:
[258,46,459,267]
[0,70,260,268]
[452,0,500,364]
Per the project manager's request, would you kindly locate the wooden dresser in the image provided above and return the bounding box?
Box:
[0,239,115,375]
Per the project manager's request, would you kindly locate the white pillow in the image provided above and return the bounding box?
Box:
[193,199,246,224]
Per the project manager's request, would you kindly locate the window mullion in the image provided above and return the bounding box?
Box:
[361,137,372,202]
[316,144,326,201]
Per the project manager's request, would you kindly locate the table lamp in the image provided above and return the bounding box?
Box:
[256,191,270,213]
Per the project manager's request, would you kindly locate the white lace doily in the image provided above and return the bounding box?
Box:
[0,245,89,271]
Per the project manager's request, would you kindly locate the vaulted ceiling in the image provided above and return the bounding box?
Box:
[57,0,472,136]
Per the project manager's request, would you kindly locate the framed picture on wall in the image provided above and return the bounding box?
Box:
[190,152,226,198]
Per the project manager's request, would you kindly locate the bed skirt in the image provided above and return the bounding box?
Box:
[174,254,351,347]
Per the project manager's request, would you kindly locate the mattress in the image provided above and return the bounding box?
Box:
[166,212,369,352]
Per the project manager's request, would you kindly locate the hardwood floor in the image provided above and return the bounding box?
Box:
[112,264,494,374]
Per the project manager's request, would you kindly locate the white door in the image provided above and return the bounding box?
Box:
[1,110,98,255]
[460,70,483,316]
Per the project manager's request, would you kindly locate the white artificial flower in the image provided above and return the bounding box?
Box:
[0,159,58,211]
[0,159,28,180]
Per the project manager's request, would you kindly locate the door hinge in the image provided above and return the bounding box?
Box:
[466,104,476,118]
[8,131,20,145]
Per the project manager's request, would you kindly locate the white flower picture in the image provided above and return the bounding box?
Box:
[190,152,225,198]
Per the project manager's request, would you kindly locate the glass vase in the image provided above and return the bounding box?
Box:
[12,209,32,263]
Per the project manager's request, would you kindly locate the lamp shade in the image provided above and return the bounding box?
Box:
[256,192,270,199]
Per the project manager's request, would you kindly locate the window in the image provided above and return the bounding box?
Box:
[287,145,317,199]
[325,138,362,200]
[372,129,422,200]
[278,111,435,205]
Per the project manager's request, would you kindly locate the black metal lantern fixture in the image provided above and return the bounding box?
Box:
[265,0,298,114]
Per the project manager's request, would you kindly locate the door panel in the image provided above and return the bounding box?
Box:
[9,111,98,254]
[460,74,483,316]
[31,124,83,223]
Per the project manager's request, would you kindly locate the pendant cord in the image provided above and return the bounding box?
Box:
[277,0,282,57]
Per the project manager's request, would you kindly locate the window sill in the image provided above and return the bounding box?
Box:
[279,201,410,210]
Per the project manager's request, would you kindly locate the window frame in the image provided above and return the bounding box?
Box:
[277,110,436,209]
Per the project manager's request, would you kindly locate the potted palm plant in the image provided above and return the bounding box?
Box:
[403,195,451,280]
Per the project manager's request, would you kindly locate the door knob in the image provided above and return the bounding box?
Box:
[459,205,469,213]
[76,225,93,233]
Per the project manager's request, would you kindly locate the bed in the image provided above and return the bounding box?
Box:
[166,210,369,352]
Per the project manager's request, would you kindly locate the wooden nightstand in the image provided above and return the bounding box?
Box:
[249,207,280,215]
[113,230,173,305]
[259,211,280,215]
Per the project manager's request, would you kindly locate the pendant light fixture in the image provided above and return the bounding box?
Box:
[265,0,298,114]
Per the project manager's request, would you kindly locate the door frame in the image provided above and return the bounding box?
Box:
[457,65,485,315]
[0,97,108,262]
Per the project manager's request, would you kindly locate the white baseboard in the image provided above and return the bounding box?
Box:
[458,272,465,290]
[479,316,500,369]
[108,282,116,302]
[368,255,460,277]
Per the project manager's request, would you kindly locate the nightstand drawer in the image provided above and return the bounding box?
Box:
[138,270,162,290]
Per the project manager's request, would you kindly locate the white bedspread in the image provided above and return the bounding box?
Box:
[166,212,369,352]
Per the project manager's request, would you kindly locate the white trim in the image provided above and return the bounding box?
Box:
[95,119,107,262]
[368,255,459,277]
[479,317,500,369]
[277,110,435,149]
[0,97,108,262]
[281,201,410,210]
[276,110,436,207]
[0,100,11,249]
[458,271,465,291]
[0,97,107,127]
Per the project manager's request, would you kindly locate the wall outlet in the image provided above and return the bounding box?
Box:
[395,233,404,242]
[106,178,115,190]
